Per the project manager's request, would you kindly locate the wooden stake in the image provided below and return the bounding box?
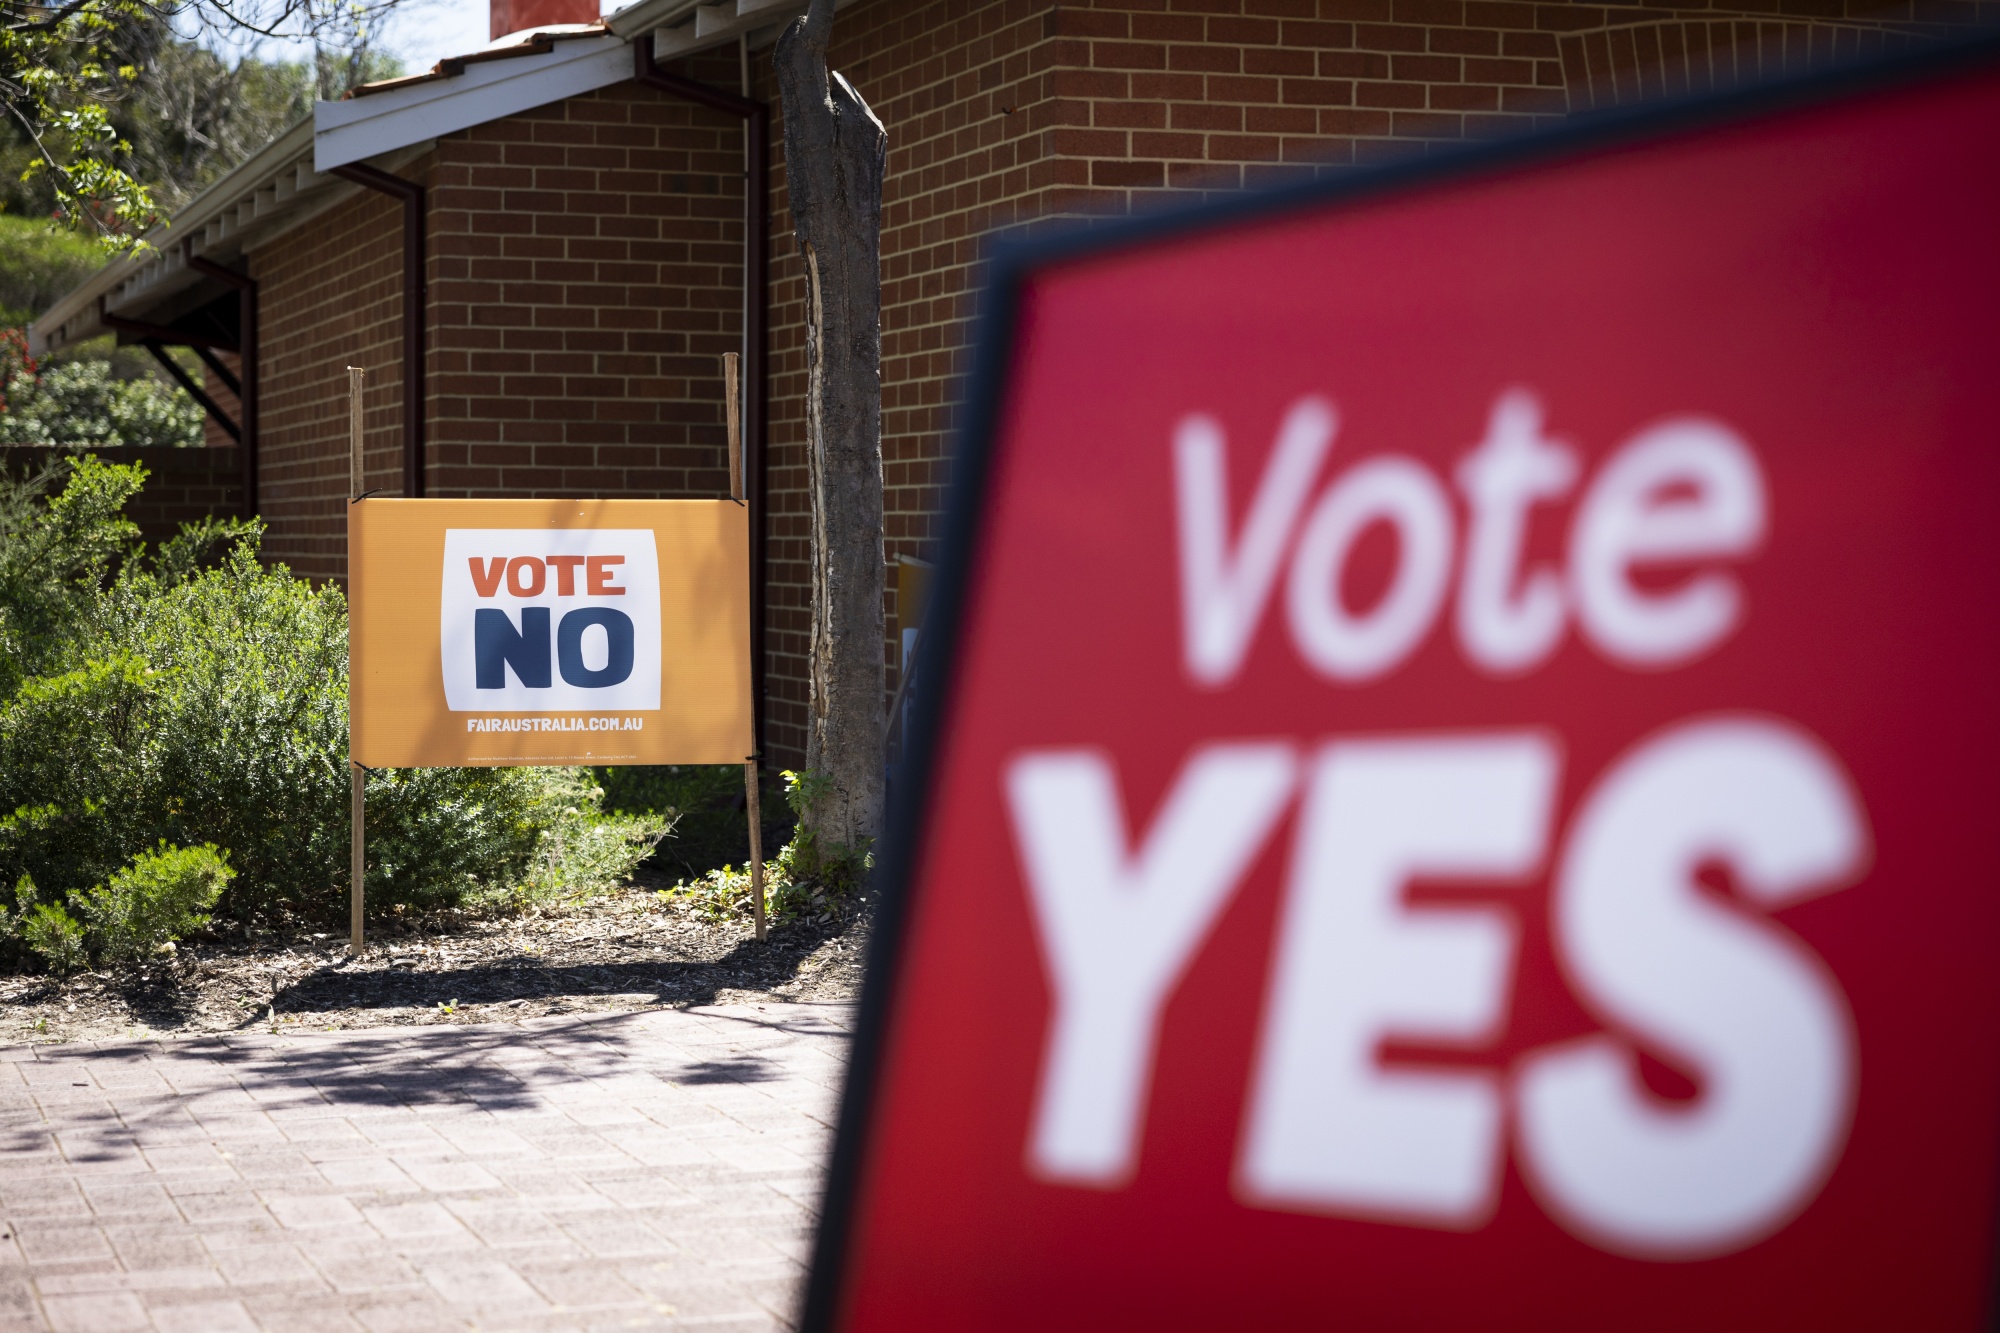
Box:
[723,351,743,503]
[724,354,761,937]
[746,758,766,941]
[350,763,365,952]
[348,366,366,953]
[348,366,365,497]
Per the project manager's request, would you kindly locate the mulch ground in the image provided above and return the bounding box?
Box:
[0,867,870,1046]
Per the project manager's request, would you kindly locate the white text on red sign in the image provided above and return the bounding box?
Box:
[1008,393,1867,1262]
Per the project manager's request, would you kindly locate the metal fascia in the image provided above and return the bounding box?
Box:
[600,0,701,39]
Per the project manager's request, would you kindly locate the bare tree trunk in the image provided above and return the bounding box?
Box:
[775,0,888,849]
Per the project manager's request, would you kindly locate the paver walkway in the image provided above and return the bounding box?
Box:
[0,1003,853,1331]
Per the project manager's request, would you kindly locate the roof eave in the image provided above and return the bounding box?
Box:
[30,117,313,354]
[28,127,435,357]
[32,0,837,354]
[601,0,700,40]
[313,31,632,172]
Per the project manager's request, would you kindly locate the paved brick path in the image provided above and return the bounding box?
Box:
[0,1003,853,1331]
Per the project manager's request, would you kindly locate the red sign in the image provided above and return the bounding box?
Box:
[809,42,2000,1331]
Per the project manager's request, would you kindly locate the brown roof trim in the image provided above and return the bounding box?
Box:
[344,24,608,99]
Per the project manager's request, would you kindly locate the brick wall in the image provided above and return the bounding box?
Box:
[0,445,243,550]
[427,73,746,502]
[251,172,414,581]
[160,0,1985,761]
[747,0,1988,765]
[241,60,750,585]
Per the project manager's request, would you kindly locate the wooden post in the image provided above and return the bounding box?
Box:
[723,351,743,503]
[350,765,365,951]
[724,351,765,939]
[348,366,365,496]
[348,366,366,953]
[746,759,766,941]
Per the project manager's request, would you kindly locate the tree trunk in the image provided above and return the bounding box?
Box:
[775,0,888,849]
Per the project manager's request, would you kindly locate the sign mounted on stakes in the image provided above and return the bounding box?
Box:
[348,498,751,769]
[805,38,2000,1333]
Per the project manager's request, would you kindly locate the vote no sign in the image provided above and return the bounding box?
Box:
[348,498,750,767]
[809,43,2000,1332]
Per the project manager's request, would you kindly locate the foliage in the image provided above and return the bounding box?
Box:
[0,323,22,383]
[0,217,212,451]
[662,768,871,927]
[107,41,313,214]
[0,456,670,971]
[597,763,795,881]
[666,862,781,924]
[78,841,232,961]
[366,766,669,913]
[0,452,141,693]
[0,355,204,447]
[19,899,85,976]
[772,768,872,899]
[513,771,674,901]
[0,0,409,239]
[0,215,105,325]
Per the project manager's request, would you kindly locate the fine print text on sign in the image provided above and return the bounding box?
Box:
[814,45,2000,1333]
[349,499,750,768]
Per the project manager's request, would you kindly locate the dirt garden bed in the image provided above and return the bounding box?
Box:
[0,866,871,1045]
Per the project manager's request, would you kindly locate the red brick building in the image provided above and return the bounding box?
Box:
[30,0,1983,765]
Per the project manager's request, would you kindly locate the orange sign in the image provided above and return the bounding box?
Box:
[349,498,751,767]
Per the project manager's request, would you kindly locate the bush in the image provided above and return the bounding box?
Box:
[0,655,157,894]
[770,769,873,900]
[367,766,667,912]
[0,358,206,449]
[0,456,669,965]
[0,217,106,328]
[20,901,86,977]
[663,768,870,927]
[80,843,233,962]
[597,763,794,880]
[0,453,144,694]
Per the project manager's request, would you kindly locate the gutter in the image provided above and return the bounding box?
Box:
[634,36,770,756]
[30,122,420,357]
[327,163,427,497]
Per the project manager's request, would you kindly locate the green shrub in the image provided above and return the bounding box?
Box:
[0,360,205,450]
[0,454,145,695]
[80,842,233,962]
[0,456,671,948]
[20,901,86,977]
[0,655,157,894]
[511,769,672,900]
[771,769,872,901]
[596,763,794,880]
[662,768,870,927]
[0,218,107,328]
[368,765,668,912]
[668,863,763,922]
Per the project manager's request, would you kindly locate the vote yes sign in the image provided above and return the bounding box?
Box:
[809,44,2000,1332]
[349,498,749,767]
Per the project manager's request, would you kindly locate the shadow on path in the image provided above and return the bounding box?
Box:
[265,930,840,1021]
[0,1001,849,1160]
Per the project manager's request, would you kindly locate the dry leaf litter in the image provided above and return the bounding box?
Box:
[0,866,868,1045]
